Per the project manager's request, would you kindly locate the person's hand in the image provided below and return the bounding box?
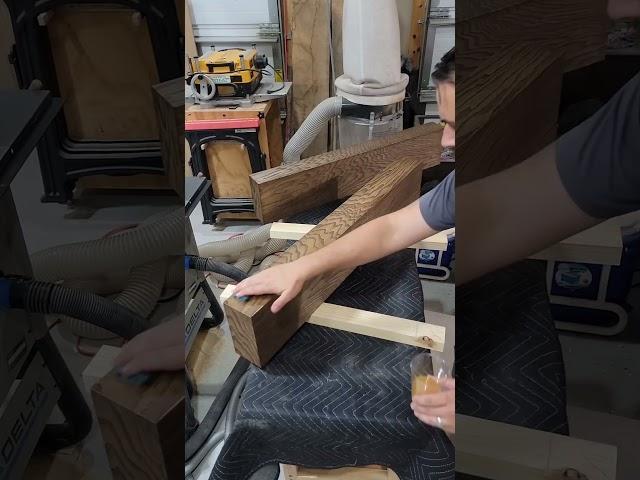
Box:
[411,378,455,435]
[233,261,309,313]
[114,317,183,375]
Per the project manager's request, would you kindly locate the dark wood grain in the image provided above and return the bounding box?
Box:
[225,157,423,367]
[91,370,184,480]
[456,42,563,185]
[251,123,443,223]
[457,0,608,80]
[152,78,184,197]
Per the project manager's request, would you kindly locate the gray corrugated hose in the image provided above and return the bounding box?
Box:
[30,208,183,282]
[9,279,146,340]
[198,225,272,259]
[67,260,167,339]
[283,96,343,163]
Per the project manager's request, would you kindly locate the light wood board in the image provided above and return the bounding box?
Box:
[221,285,446,352]
[282,464,400,480]
[269,223,454,251]
[408,0,429,70]
[456,414,617,480]
[285,0,330,157]
[530,218,623,265]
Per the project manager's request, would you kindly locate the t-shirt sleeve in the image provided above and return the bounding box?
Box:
[556,72,640,219]
[419,171,455,231]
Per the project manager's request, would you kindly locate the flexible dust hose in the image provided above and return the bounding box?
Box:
[185,373,249,477]
[115,260,167,317]
[255,238,287,262]
[165,255,184,289]
[257,253,282,272]
[198,224,272,259]
[4,278,146,340]
[30,208,183,282]
[185,358,250,461]
[205,252,255,284]
[223,373,248,440]
[184,431,225,477]
[283,96,343,163]
[186,255,249,283]
[67,260,168,339]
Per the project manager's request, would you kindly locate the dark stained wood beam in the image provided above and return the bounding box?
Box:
[250,123,443,223]
[226,157,424,367]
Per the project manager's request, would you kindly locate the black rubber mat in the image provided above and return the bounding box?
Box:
[456,260,569,434]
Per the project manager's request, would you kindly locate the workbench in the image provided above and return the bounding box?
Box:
[185,100,284,223]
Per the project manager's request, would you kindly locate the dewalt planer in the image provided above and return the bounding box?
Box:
[187,48,268,101]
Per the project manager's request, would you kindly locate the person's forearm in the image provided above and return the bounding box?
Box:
[295,215,401,279]
[294,202,434,280]
[456,143,598,285]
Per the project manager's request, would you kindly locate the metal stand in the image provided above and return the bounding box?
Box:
[3,0,183,203]
[1,89,92,479]
[186,118,267,224]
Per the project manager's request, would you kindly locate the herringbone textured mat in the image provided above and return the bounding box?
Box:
[456,261,569,434]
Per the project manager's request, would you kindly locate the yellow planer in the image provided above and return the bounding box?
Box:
[187,48,267,99]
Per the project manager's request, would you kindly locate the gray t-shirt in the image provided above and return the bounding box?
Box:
[556,72,640,219]
[419,171,455,231]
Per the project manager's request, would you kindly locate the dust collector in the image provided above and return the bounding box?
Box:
[283,0,408,163]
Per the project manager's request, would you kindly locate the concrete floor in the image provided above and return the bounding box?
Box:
[8,151,640,479]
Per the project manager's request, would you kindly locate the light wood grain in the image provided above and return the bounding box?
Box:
[331,0,344,79]
[91,370,184,480]
[530,219,623,265]
[46,5,159,141]
[408,0,429,70]
[220,285,446,352]
[283,464,400,480]
[184,0,197,61]
[456,42,562,184]
[251,123,443,223]
[269,223,453,251]
[225,157,423,366]
[206,141,253,198]
[286,0,330,157]
[456,414,617,480]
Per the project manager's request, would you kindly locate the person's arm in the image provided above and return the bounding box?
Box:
[233,199,436,312]
[455,144,598,285]
[457,71,640,285]
[114,316,183,375]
